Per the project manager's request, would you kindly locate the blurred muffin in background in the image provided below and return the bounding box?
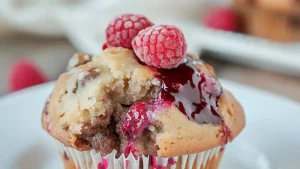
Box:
[233,0,300,42]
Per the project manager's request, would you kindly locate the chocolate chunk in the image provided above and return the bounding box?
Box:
[78,68,100,86]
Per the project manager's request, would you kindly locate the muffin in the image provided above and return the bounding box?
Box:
[233,0,300,41]
[42,14,245,169]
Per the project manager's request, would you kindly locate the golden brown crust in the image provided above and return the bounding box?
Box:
[156,106,223,157]
[220,90,245,140]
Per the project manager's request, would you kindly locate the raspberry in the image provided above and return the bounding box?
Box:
[106,14,153,49]
[102,43,108,50]
[132,25,187,69]
[204,6,239,31]
[8,60,48,92]
[120,101,151,140]
[119,99,171,140]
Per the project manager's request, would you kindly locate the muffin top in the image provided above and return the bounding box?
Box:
[42,47,245,157]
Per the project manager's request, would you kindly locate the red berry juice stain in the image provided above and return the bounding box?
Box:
[156,57,222,125]
[102,43,108,50]
[123,141,137,158]
[149,156,175,169]
[168,158,177,165]
[97,158,108,169]
[125,160,130,169]
[221,121,231,145]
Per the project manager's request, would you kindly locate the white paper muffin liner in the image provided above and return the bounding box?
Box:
[58,142,222,169]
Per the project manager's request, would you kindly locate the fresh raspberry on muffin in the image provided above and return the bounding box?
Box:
[132,25,187,69]
[106,14,153,49]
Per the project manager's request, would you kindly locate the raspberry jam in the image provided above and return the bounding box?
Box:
[156,57,222,125]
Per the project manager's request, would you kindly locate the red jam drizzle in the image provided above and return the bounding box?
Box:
[155,58,222,125]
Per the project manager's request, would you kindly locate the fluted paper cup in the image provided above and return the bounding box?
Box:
[58,142,224,169]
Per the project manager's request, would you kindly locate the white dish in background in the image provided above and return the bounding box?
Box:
[188,24,300,76]
[0,80,299,169]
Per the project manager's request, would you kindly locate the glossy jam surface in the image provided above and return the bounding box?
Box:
[156,58,222,124]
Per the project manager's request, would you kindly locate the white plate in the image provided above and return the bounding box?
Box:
[190,25,300,76]
[0,80,299,169]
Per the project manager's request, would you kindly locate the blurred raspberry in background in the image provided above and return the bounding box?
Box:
[8,59,48,92]
[204,6,239,32]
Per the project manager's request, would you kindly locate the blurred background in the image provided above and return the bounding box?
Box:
[0,0,299,101]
